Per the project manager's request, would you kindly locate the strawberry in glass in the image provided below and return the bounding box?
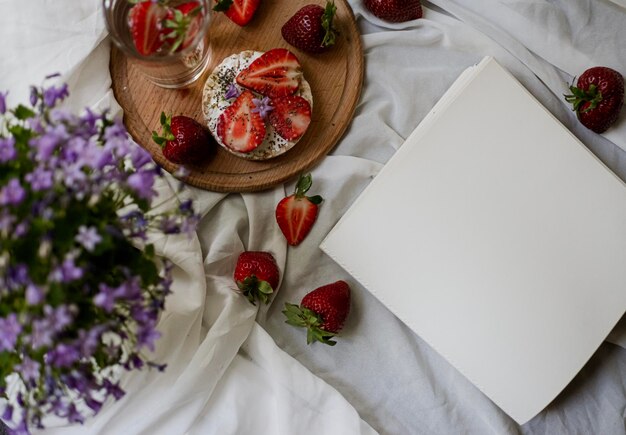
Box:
[213,0,261,26]
[128,0,169,56]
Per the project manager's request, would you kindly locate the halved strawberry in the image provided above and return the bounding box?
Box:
[217,90,266,152]
[275,174,323,246]
[236,48,302,98]
[268,95,312,141]
[128,1,168,56]
[213,0,260,26]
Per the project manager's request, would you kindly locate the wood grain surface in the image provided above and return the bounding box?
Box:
[110,0,363,192]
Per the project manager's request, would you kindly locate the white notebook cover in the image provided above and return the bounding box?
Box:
[320,57,626,424]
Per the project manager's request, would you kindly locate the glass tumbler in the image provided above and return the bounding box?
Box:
[103,0,213,89]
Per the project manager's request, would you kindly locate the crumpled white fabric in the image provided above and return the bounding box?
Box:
[1,0,626,434]
[0,1,375,434]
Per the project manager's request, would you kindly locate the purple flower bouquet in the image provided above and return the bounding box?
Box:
[0,76,199,434]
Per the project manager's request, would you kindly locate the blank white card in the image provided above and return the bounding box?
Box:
[320,57,626,424]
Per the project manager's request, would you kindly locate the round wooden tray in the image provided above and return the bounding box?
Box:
[110,0,363,192]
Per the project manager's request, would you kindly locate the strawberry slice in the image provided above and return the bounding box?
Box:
[268,95,312,141]
[213,0,260,26]
[217,90,266,153]
[236,48,302,98]
[128,1,168,56]
[275,174,323,246]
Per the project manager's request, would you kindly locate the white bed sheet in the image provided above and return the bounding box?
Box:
[1,0,625,434]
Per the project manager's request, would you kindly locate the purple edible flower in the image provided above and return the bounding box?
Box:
[0,137,16,162]
[127,170,156,201]
[25,166,54,191]
[51,258,84,282]
[84,398,103,413]
[43,83,69,108]
[66,404,84,424]
[0,314,22,351]
[25,284,45,305]
[31,319,55,349]
[94,284,117,313]
[45,305,75,331]
[75,225,102,252]
[251,96,274,119]
[29,86,38,106]
[47,343,80,368]
[130,146,153,170]
[7,264,29,289]
[0,178,26,206]
[136,323,161,352]
[0,210,15,231]
[16,357,41,383]
[103,379,126,400]
[77,326,104,357]
[0,90,8,114]
[224,83,240,100]
[2,405,13,421]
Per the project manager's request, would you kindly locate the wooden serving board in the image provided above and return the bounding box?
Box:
[110,0,363,192]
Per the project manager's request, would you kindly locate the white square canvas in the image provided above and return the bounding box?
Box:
[320,57,626,424]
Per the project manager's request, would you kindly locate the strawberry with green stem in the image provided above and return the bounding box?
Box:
[281,1,337,54]
[283,280,351,346]
[234,251,280,305]
[564,66,624,134]
[152,112,214,164]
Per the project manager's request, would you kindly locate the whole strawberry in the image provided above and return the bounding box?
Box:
[234,251,280,305]
[276,174,323,246]
[281,1,337,54]
[283,280,351,346]
[363,0,422,23]
[565,67,624,133]
[152,112,215,164]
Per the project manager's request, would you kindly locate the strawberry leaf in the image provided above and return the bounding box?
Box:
[307,195,323,205]
[238,276,274,305]
[152,131,167,146]
[282,303,337,346]
[564,83,603,114]
[321,1,337,48]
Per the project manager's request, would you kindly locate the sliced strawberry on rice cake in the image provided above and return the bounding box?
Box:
[202,48,313,160]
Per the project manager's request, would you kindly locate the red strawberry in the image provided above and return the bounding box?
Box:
[163,1,204,52]
[281,1,337,54]
[217,90,266,152]
[363,0,423,23]
[128,1,168,56]
[236,48,302,98]
[283,280,351,346]
[268,95,312,141]
[152,112,214,164]
[213,0,260,26]
[565,67,624,133]
[234,251,280,305]
[275,174,322,246]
